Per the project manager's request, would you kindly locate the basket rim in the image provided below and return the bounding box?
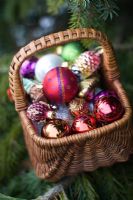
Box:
[19,80,132,148]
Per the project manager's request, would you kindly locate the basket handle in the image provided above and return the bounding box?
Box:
[9,28,120,111]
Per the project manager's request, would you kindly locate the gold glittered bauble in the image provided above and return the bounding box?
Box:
[79,75,100,97]
[69,98,89,117]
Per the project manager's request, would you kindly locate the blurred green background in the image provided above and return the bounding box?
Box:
[0,0,133,199]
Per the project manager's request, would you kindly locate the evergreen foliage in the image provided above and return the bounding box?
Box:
[69,0,118,28]
[0,170,53,199]
[3,0,36,23]
[67,174,100,200]
[0,0,133,200]
[46,0,65,14]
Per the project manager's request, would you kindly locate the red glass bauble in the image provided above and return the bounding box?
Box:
[94,92,124,123]
[42,119,70,138]
[7,88,14,102]
[43,67,79,104]
[72,115,97,133]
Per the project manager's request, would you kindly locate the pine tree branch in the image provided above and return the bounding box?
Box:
[35,177,74,200]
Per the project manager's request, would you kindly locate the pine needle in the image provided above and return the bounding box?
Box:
[67,174,99,200]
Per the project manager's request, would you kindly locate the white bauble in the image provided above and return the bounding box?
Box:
[35,54,63,82]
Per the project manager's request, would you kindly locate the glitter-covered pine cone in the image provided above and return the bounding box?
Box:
[27,101,52,122]
[74,51,101,79]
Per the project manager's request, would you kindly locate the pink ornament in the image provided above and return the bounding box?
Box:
[94,90,124,123]
[43,67,79,104]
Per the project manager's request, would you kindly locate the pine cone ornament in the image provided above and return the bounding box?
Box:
[73,51,101,79]
[27,101,53,122]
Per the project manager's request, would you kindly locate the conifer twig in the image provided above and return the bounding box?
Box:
[35,177,75,200]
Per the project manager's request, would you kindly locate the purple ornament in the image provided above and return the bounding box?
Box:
[27,101,53,122]
[94,90,117,102]
[20,56,38,79]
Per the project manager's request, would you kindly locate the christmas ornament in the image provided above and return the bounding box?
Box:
[29,84,47,102]
[79,75,99,98]
[74,51,101,79]
[56,104,74,125]
[85,88,95,101]
[62,42,82,62]
[94,90,117,102]
[22,78,35,94]
[35,54,63,82]
[69,98,89,117]
[72,115,97,133]
[7,88,13,102]
[22,78,47,102]
[85,87,103,101]
[27,101,55,122]
[42,119,70,138]
[20,56,38,79]
[94,90,124,123]
[43,67,79,104]
[71,65,82,82]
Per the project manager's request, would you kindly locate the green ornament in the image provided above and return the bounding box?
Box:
[22,78,35,94]
[62,42,82,62]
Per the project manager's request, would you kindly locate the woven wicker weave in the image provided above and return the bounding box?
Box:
[9,28,133,181]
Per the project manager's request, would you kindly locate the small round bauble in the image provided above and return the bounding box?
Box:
[7,88,13,102]
[74,51,101,79]
[69,98,89,117]
[62,42,82,62]
[27,101,54,122]
[94,90,124,123]
[35,54,63,82]
[72,115,97,134]
[42,119,70,138]
[43,67,79,104]
[20,56,38,79]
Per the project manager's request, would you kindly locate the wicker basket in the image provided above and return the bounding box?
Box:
[9,28,133,182]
